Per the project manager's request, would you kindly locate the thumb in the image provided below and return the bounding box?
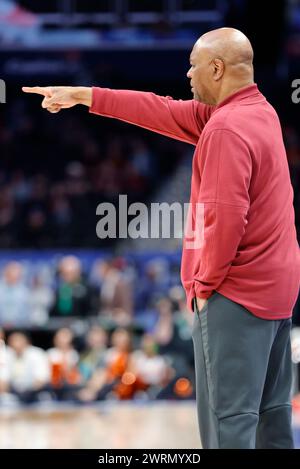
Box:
[41,97,53,108]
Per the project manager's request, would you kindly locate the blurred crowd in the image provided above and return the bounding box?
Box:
[0,95,186,248]
[0,324,194,406]
[0,255,186,327]
[0,255,195,405]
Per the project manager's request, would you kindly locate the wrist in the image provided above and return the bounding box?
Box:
[72,86,92,107]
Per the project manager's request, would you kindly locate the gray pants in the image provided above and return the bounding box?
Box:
[192,292,294,449]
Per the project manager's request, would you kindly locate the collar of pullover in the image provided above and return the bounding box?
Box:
[215,83,263,109]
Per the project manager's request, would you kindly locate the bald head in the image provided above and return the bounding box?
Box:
[196,28,253,68]
[187,28,254,105]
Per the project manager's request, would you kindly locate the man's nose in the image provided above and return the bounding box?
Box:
[187,68,192,78]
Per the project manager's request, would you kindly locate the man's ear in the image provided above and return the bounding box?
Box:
[213,58,225,81]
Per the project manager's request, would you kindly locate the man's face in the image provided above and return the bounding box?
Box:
[8,333,29,355]
[187,43,216,105]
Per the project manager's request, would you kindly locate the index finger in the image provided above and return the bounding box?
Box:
[22,86,52,97]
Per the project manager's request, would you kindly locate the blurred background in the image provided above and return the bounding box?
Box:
[0,0,300,449]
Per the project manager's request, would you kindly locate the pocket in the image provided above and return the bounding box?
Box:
[194,294,214,318]
[191,298,200,337]
[191,309,199,337]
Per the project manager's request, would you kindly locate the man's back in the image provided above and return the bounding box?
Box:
[192,85,300,317]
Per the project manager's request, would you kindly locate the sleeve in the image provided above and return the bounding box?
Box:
[193,129,252,299]
[89,87,214,145]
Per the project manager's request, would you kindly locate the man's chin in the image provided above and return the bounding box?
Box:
[192,89,202,102]
[194,93,213,105]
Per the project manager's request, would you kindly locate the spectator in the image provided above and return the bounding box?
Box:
[135,259,170,310]
[79,326,108,381]
[48,327,81,399]
[29,274,54,326]
[49,189,72,246]
[78,328,133,402]
[0,262,30,328]
[152,297,194,376]
[5,331,50,403]
[51,255,98,318]
[95,259,133,318]
[130,333,172,397]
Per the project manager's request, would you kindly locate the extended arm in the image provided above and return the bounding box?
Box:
[89,87,213,145]
[22,86,214,145]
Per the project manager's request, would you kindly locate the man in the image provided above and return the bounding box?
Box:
[0,261,30,328]
[50,255,99,318]
[5,332,50,403]
[23,27,300,448]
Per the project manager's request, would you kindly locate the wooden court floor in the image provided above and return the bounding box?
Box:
[0,402,200,449]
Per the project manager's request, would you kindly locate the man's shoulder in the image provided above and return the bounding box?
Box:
[201,116,241,139]
[203,99,279,140]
